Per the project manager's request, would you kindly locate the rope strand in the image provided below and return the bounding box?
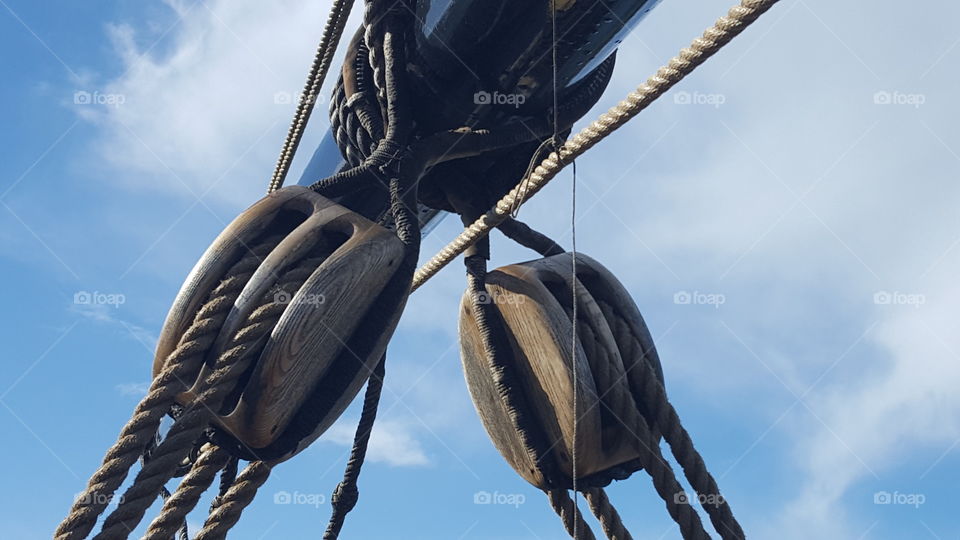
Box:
[93,258,323,538]
[144,445,232,540]
[584,488,633,540]
[267,0,356,193]
[194,461,273,540]
[323,356,387,539]
[55,238,280,540]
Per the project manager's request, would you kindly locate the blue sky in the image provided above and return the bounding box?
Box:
[2,0,959,538]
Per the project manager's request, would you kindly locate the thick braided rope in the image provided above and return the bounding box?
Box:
[464,255,557,486]
[143,445,232,540]
[209,456,239,513]
[571,299,708,539]
[194,461,273,540]
[323,356,386,539]
[267,0,356,193]
[546,489,597,540]
[363,0,395,101]
[94,258,323,538]
[411,0,780,290]
[584,488,632,540]
[54,238,280,540]
[597,299,743,539]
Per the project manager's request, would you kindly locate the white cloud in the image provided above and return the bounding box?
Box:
[78,0,960,536]
[82,0,361,209]
[115,381,151,397]
[72,301,159,350]
[324,417,429,468]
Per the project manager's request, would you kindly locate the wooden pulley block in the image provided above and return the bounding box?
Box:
[459,253,665,489]
[153,185,408,463]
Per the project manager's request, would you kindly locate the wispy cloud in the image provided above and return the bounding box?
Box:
[76,0,362,209]
[71,301,158,351]
[115,381,151,397]
[324,417,430,468]
[64,0,960,536]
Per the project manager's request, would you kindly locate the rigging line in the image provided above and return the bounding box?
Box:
[550,1,583,537]
[411,0,781,292]
[510,0,564,220]
[267,0,356,193]
[570,159,579,538]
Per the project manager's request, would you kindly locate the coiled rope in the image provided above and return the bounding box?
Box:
[412,0,780,291]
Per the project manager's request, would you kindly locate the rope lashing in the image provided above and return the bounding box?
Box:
[411,0,781,291]
[267,0,357,193]
[464,251,559,488]
[54,237,281,540]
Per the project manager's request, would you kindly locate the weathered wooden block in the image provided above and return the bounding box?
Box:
[459,253,664,488]
[154,186,407,463]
